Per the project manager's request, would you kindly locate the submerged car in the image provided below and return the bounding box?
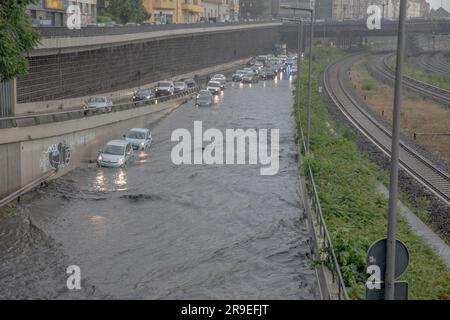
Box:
[85,96,113,112]
[261,68,276,80]
[133,88,154,102]
[211,74,226,89]
[232,70,246,82]
[125,128,152,150]
[97,140,134,168]
[196,91,213,107]
[174,81,187,93]
[155,81,174,97]
[184,78,196,88]
[207,81,222,94]
[242,72,259,84]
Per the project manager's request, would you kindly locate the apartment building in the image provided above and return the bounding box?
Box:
[26,0,97,27]
[202,0,239,22]
[146,0,203,24]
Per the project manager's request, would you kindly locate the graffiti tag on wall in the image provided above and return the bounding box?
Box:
[40,141,71,172]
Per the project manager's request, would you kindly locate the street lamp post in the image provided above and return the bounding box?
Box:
[284,16,303,113]
[280,5,315,153]
[385,0,408,300]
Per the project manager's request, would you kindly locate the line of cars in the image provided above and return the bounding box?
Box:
[87,78,198,167]
[231,54,295,84]
[195,74,227,107]
[135,78,196,101]
[84,78,197,112]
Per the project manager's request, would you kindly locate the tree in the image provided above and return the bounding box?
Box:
[0,0,40,80]
[98,0,149,24]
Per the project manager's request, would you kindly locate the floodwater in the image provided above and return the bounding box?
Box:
[0,74,320,299]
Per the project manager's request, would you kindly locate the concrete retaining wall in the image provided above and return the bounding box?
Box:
[18,26,280,104]
[0,143,21,196]
[1,96,189,195]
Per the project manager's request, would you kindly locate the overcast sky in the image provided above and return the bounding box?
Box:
[426,0,450,11]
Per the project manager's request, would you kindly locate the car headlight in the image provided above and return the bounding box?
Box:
[118,158,124,164]
[140,142,145,146]
[98,155,103,161]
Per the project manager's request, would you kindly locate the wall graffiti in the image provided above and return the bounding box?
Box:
[42,141,71,171]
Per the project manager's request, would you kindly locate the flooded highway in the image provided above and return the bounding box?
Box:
[0,75,320,299]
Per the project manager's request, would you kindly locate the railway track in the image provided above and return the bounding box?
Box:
[414,51,450,77]
[369,53,450,107]
[323,54,450,206]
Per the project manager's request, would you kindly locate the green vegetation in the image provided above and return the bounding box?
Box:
[387,55,450,91]
[0,0,40,80]
[0,204,15,222]
[295,47,450,299]
[98,0,149,25]
[361,78,378,91]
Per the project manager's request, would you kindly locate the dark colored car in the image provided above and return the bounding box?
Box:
[246,57,257,67]
[232,70,246,82]
[261,68,276,80]
[184,78,196,88]
[133,88,154,102]
[196,90,213,107]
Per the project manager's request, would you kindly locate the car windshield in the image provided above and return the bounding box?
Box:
[88,97,106,103]
[214,75,224,78]
[245,72,253,76]
[102,145,125,155]
[198,96,211,102]
[158,82,171,88]
[136,90,150,96]
[175,82,185,86]
[208,82,220,87]
[236,70,244,74]
[127,131,146,139]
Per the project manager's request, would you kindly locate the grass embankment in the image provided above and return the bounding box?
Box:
[351,58,450,165]
[387,55,450,91]
[295,47,450,299]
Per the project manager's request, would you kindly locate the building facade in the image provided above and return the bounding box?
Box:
[202,0,239,22]
[27,0,97,27]
[146,0,203,24]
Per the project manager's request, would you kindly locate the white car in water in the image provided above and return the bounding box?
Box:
[125,128,152,151]
[97,140,135,168]
[207,81,222,95]
[85,96,113,112]
[211,74,226,89]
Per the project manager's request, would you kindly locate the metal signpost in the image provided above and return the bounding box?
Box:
[366,238,410,300]
[385,0,408,300]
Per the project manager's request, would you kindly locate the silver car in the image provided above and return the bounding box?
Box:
[207,81,222,95]
[97,140,134,168]
[211,74,226,89]
[85,96,113,112]
[125,128,152,151]
[174,81,187,93]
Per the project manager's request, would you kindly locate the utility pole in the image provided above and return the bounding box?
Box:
[385,0,408,301]
[280,5,314,153]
